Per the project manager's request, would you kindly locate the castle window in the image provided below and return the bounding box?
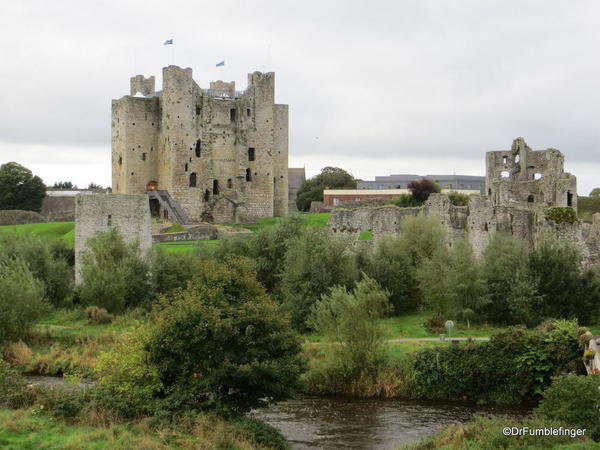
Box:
[488,188,492,196]
[131,172,134,176]
[204,190,210,202]
[527,195,534,203]
[185,163,188,172]
[227,178,232,188]
[230,108,236,122]
[132,122,135,126]
[567,191,573,207]
[189,172,197,187]
[118,156,122,165]
[142,153,146,161]
[502,156,507,164]
[515,154,520,163]
[213,180,219,195]
[247,108,251,117]
[107,215,112,226]
[248,147,255,161]
[246,168,252,182]
[534,173,542,180]
[195,140,201,157]
[196,105,201,116]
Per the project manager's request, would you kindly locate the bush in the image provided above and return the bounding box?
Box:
[407,178,441,203]
[0,359,31,408]
[2,341,33,367]
[146,257,306,416]
[230,417,290,450]
[535,373,600,439]
[423,316,445,334]
[388,194,421,207]
[309,276,391,377]
[279,229,358,331]
[78,229,152,313]
[447,191,469,206]
[0,233,73,306]
[412,319,587,404]
[84,306,115,324]
[0,258,46,344]
[545,206,578,224]
[150,250,198,296]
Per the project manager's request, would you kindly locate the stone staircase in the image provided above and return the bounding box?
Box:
[146,190,188,224]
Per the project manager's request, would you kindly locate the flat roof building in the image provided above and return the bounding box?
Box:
[357,174,485,193]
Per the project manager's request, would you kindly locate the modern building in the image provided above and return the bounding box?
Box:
[323,188,480,207]
[357,174,485,193]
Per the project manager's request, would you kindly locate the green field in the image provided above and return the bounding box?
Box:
[0,213,331,253]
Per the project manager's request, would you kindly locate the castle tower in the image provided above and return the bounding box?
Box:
[111,66,289,223]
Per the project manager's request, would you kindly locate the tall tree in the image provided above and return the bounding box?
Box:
[296,167,356,211]
[408,178,441,203]
[0,162,46,212]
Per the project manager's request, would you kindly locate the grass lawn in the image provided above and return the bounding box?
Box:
[0,221,74,246]
[154,239,219,253]
[234,212,330,232]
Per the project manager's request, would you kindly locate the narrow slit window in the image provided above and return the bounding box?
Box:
[107,215,112,226]
[245,168,252,182]
[227,178,232,188]
[142,153,146,161]
[185,163,188,172]
[246,108,251,117]
[248,147,255,161]
[230,108,236,122]
[195,140,201,157]
[204,190,210,202]
[189,172,197,187]
[213,180,219,195]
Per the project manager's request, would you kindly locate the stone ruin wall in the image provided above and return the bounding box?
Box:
[74,194,152,283]
[328,193,600,266]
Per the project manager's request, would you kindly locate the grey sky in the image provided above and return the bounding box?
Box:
[1,0,599,193]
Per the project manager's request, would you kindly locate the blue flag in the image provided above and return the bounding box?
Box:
[216,61,225,67]
[163,39,173,45]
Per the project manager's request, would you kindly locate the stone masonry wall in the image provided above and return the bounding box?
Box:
[74,194,152,283]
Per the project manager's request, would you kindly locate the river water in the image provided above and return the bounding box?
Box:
[25,376,528,449]
[253,396,529,450]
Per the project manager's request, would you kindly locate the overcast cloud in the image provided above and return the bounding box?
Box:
[0,0,599,193]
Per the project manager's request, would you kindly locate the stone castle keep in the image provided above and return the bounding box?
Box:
[328,138,600,266]
[111,65,289,223]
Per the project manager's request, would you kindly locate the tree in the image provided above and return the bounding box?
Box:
[87,182,103,190]
[397,213,446,267]
[417,239,488,322]
[279,229,358,331]
[53,181,76,189]
[309,276,391,376]
[296,167,355,211]
[408,178,441,203]
[529,238,596,321]
[0,258,46,343]
[365,235,420,314]
[78,229,152,313]
[146,257,306,415]
[482,234,541,325]
[0,162,46,212]
[0,233,73,307]
[589,188,600,198]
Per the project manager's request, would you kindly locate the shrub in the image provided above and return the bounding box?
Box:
[84,306,115,324]
[365,236,420,313]
[2,341,33,367]
[447,191,469,206]
[535,373,600,439]
[388,194,421,207]
[150,250,198,296]
[146,257,306,416]
[412,319,587,404]
[279,229,358,331]
[309,276,391,377]
[407,178,440,203]
[78,229,152,313]
[0,233,73,306]
[230,417,290,450]
[0,258,46,344]
[423,316,444,334]
[544,206,578,224]
[0,359,30,408]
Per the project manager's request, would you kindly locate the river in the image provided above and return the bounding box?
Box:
[25,376,528,449]
[253,396,529,449]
